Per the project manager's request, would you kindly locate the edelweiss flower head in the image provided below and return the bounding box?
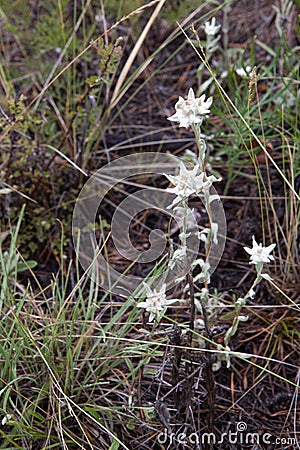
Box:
[137,283,176,322]
[204,17,221,36]
[167,88,213,129]
[235,65,252,78]
[165,162,202,198]
[164,162,218,208]
[244,236,276,265]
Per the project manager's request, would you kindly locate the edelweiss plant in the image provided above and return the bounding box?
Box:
[194,15,254,98]
[137,78,276,377]
[151,84,276,374]
[195,16,222,94]
[221,236,276,369]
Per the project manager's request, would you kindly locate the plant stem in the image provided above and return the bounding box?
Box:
[187,270,195,346]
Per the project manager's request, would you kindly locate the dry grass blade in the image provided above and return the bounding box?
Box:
[109,0,167,112]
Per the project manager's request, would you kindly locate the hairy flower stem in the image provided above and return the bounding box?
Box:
[225,270,262,347]
[192,124,205,170]
[204,191,213,263]
[200,288,216,437]
[180,199,196,346]
[187,270,195,346]
[193,126,214,341]
[194,126,216,437]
